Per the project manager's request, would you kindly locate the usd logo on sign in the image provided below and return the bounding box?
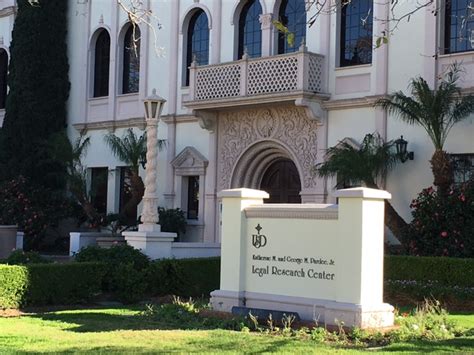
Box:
[252,224,267,249]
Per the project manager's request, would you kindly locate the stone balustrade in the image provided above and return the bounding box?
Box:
[186,47,325,105]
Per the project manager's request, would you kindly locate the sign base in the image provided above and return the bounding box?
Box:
[211,290,394,329]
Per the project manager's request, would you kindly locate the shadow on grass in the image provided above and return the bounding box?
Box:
[30,307,241,333]
[384,337,474,352]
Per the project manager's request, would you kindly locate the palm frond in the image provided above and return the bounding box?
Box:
[104,133,129,164]
[317,133,399,188]
[375,94,422,126]
[105,128,167,172]
[376,63,474,151]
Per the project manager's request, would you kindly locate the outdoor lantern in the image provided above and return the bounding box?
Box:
[395,135,414,163]
[143,88,166,120]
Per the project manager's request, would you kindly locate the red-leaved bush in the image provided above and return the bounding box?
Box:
[405,180,474,257]
[0,176,75,250]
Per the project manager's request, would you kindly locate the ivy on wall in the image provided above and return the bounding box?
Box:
[0,0,70,190]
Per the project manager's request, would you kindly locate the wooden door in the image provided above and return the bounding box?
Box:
[260,159,301,203]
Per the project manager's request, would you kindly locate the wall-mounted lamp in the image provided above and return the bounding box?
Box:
[395,135,414,163]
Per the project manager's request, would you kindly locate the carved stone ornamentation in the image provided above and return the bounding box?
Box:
[171,146,209,176]
[217,106,319,190]
[259,13,273,30]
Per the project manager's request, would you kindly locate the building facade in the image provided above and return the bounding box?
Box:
[0,0,472,243]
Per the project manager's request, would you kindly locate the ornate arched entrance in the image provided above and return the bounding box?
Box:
[230,141,302,203]
[260,159,301,203]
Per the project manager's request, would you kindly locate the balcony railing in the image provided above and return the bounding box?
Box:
[186,47,325,106]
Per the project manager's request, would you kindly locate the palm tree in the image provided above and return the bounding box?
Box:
[66,134,99,222]
[104,128,165,222]
[316,133,408,244]
[376,64,474,194]
[49,132,99,223]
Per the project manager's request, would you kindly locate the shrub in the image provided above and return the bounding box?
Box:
[25,262,105,306]
[0,262,105,309]
[404,181,474,257]
[6,250,50,265]
[148,257,220,298]
[75,245,150,303]
[0,176,76,250]
[385,255,474,287]
[158,207,186,238]
[0,265,28,308]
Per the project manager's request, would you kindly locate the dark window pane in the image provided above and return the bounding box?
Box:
[278,0,306,54]
[238,0,262,58]
[0,49,7,109]
[340,0,373,67]
[123,25,140,94]
[451,154,474,185]
[91,167,108,215]
[445,0,474,53]
[185,10,209,85]
[187,176,199,219]
[93,30,110,97]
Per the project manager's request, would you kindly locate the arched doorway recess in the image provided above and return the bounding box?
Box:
[260,159,301,203]
[231,141,302,203]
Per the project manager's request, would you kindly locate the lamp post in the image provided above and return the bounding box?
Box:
[139,88,166,230]
[124,89,177,259]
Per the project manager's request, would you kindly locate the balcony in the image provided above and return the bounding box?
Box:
[183,47,329,123]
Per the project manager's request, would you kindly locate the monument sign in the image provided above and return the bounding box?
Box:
[210,187,394,329]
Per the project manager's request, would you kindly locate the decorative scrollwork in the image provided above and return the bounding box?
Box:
[218,106,319,190]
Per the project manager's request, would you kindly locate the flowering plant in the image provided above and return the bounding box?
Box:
[0,176,75,250]
[405,180,474,257]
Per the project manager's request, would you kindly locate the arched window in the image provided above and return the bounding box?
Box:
[122,25,141,94]
[0,49,8,109]
[185,10,209,86]
[340,0,373,67]
[238,0,262,59]
[93,29,110,97]
[277,0,306,54]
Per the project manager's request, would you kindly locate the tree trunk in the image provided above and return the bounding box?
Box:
[365,180,408,246]
[430,149,453,194]
[384,200,409,246]
[121,170,145,222]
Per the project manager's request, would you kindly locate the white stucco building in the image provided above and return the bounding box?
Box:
[0,0,472,244]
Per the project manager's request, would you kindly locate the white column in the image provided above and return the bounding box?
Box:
[373,0,389,140]
[211,0,222,64]
[259,13,274,56]
[164,0,180,208]
[204,130,218,242]
[108,2,119,124]
[106,167,120,214]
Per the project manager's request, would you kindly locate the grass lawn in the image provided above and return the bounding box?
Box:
[0,306,473,354]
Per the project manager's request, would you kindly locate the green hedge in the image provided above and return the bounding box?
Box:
[148,257,220,298]
[384,256,474,287]
[0,265,28,308]
[0,262,106,309]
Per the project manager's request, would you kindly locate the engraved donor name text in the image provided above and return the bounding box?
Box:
[251,254,336,281]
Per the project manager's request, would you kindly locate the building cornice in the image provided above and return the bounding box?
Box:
[72,115,198,132]
[0,5,16,18]
[322,95,386,111]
